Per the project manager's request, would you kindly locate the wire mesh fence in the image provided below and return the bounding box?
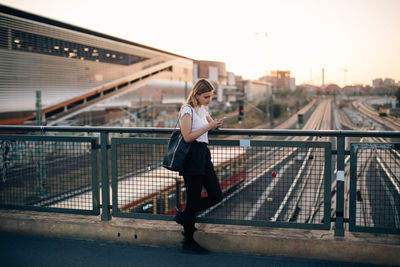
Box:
[1,127,400,234]
[111,139,178,216]
[111,138,331,229]
[350,143,400,233]
[0,135,99,215]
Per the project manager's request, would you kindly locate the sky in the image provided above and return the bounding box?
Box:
[1,0,399,87]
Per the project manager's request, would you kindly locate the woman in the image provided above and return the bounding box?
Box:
[174,78,224,253]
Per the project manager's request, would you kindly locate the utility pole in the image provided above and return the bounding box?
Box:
[266,82,269,126]
[269,93,273,126]
[151,103,155,127]
[35,90,46,197]
[36,90,42,125]
[265,82,273,127]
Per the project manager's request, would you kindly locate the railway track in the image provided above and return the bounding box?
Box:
[353,99,400,130]
[333,98,400,230]
[202,99,332,224]
[353,136,400,229]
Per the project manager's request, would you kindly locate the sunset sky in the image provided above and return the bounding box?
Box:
[1,0,399,87]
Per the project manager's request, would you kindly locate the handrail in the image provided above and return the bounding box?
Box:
[1,125,400,138]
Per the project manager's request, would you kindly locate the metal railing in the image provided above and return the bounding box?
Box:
[0,134,99,215]
[0,126,399,236]
[349,142,400,233]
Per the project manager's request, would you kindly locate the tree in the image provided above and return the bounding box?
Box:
[275,87,291,98]
[272,103,285,118]
[395,87,400,106]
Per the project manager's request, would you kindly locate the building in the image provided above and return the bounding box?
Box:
[301,83,320,94]
[343,85,363,95]
[193,60,231,103]
[191,60,271,105]
[289,77,296,91]
[373,78,384,88]
[0,4,193,125]
[270,70,291,90]
[1,4,285,125]
[236,79,271,103]
[384,78,395,87]
[259,70,295,91]
[193,60,228,85]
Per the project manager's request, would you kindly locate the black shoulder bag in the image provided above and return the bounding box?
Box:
[162,105,193,172]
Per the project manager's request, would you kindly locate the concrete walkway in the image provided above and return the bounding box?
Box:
[0,231,379,267]
[0,210,399,266]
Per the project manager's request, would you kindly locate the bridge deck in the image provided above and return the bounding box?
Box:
[0,209,398,266]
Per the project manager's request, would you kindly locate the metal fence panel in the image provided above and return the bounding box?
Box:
[111,138,171,220]
[349,143,400,234]
[0,135,100,215]
[111,138,331,230]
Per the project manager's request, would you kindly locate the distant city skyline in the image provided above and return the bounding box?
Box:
[1,0,399,87]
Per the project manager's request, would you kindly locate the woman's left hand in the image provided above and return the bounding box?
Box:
[211,119,223,129]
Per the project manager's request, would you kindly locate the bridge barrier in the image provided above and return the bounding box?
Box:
[350,143,400,234]
[0,126,399,236]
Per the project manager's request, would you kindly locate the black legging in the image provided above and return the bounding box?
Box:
[182,160,222,237]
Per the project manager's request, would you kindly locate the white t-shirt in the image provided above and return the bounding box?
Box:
[180,105,209,143]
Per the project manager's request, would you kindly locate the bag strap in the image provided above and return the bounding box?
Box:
[174,104,193,130]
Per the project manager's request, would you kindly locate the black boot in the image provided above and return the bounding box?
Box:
[174,210,197,232]
[174,210,184,226]
[182,237,209,254]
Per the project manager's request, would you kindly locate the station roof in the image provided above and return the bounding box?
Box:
[0,4,191,60]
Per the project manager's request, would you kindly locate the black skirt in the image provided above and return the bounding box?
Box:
[179,141,213,176]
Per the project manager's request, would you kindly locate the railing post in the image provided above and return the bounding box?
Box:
[175,179,181,211]
[100,131,111,221]
[335,136,345,236]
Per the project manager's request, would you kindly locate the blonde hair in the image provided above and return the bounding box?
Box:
[182,79,215,112]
